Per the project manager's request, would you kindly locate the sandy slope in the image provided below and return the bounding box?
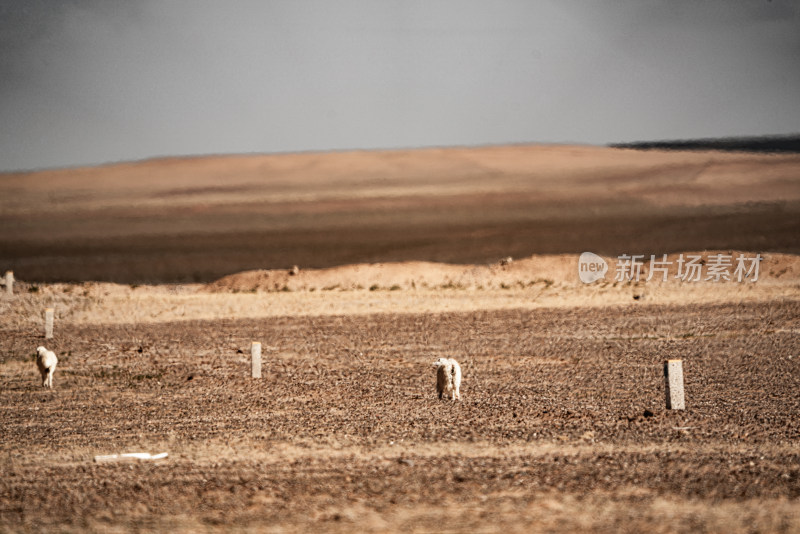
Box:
[2,144,799,283]
[2,251,797,327]
[209,250,800,291]
[3,145,799,213]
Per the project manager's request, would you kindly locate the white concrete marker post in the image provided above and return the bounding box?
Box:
[45,308,55,339]
[4,271,13,296]
[664,359,685,410]
[251,342,262,379]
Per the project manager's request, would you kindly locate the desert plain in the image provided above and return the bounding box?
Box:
[1,144,799,532]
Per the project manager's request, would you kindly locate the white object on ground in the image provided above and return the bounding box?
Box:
[251,341,262,378]
[94,452,169,463]
[44,308,54,339]
[4,271,12,296]
[664,359,686,410]
[433,357,462,400]
[35,346,58,388]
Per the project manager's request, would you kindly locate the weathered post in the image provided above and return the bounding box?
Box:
[664,359,685,410]
[251,341,262,379]
[4,271,12,296]
[45,308,54,339]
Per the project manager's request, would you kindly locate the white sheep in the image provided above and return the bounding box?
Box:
[35,346,58,388]
[433,357,462,400]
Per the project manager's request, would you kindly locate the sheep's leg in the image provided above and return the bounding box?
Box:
[47,370,54,388]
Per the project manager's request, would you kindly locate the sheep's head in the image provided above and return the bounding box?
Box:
[36,346,47,356]
[432,358,449,368]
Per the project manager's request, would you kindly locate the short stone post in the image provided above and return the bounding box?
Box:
[4,271,13,296]
[664,359,685,410]
[45,308,54,339]
[251,342,262,379]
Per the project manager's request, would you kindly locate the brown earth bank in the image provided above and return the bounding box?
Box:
[1,301,799,532]
[2,144,799,283]
[2,251,797,329]
[208,251,800,293]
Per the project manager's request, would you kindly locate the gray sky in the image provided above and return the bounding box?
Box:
[1,0,798,171]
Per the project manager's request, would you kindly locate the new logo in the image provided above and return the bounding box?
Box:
[578,252,608,284]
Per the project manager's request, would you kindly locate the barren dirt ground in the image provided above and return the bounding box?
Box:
[1,290,799,533]
[2,145,800,532]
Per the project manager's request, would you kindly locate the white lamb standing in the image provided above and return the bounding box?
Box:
[433,357,462,400]
[35,346,58,388]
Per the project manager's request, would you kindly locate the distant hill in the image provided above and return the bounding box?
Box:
[3,143,799,283]
[611,134,800,154]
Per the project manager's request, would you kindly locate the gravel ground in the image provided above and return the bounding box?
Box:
[2,300,799,532]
